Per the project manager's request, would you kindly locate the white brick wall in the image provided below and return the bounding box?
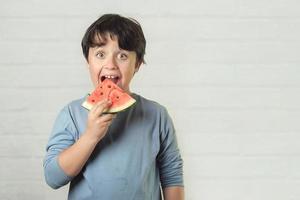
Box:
[1,0,300,199]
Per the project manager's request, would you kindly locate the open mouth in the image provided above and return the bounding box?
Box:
[100,75,120,84]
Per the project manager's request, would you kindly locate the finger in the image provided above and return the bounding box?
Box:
[92,100,111,115]
[100,114,116,122]
[95,114,115,125]
[95,118,114,127]
[88,101,108,121]
[90,100,107,112]
[95,101,112,116]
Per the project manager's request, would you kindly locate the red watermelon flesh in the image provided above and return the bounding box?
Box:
[82,79,136,113]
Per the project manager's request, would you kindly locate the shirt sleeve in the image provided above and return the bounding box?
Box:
[43,106,77,189]
[157,107,184,188]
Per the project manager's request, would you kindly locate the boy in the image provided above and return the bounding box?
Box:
[44,14,184,200]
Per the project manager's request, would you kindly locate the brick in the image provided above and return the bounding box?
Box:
[185,179,300,200]
[1,0,300,17]
[0,135,48,157]
[179,132,300,156]
[184,155,300,178]
[172,109,300,133]
[0,180,68,200]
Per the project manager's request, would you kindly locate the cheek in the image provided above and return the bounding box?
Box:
[88,60,101,73]
[121,65,135,79]
[88,64,102,81]
[88,66,97,75]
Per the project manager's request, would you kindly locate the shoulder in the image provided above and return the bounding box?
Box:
[60,96,87,114]
[132,93,171,121]
[133,93,167,113]
[67,96,86,110]
[55,96,88,124]
[52,96,88,136]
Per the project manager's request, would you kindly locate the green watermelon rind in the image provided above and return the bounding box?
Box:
[81,95,136,113]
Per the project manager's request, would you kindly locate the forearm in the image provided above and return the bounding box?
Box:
[58,101,115,177]
[163,186,184,200]
[58,132,100,177]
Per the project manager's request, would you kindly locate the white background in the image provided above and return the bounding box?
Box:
[0,0,300,199]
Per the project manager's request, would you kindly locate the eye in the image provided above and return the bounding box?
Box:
[118,53,128,60]
[96,51,105,59]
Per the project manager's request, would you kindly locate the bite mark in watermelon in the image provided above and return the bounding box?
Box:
[82,79,136,113]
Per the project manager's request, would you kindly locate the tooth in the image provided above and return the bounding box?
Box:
[104,75,117,79]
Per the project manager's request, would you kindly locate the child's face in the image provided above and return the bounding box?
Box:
[87,34,140,92]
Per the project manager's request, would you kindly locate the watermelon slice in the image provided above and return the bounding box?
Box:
[82,79,136,113]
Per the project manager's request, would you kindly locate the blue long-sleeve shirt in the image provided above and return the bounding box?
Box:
[44,93,183,200]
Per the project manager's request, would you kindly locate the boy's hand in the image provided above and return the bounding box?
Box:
[85,100,116,141]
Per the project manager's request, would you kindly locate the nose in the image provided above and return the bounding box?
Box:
[104,56,118,70]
